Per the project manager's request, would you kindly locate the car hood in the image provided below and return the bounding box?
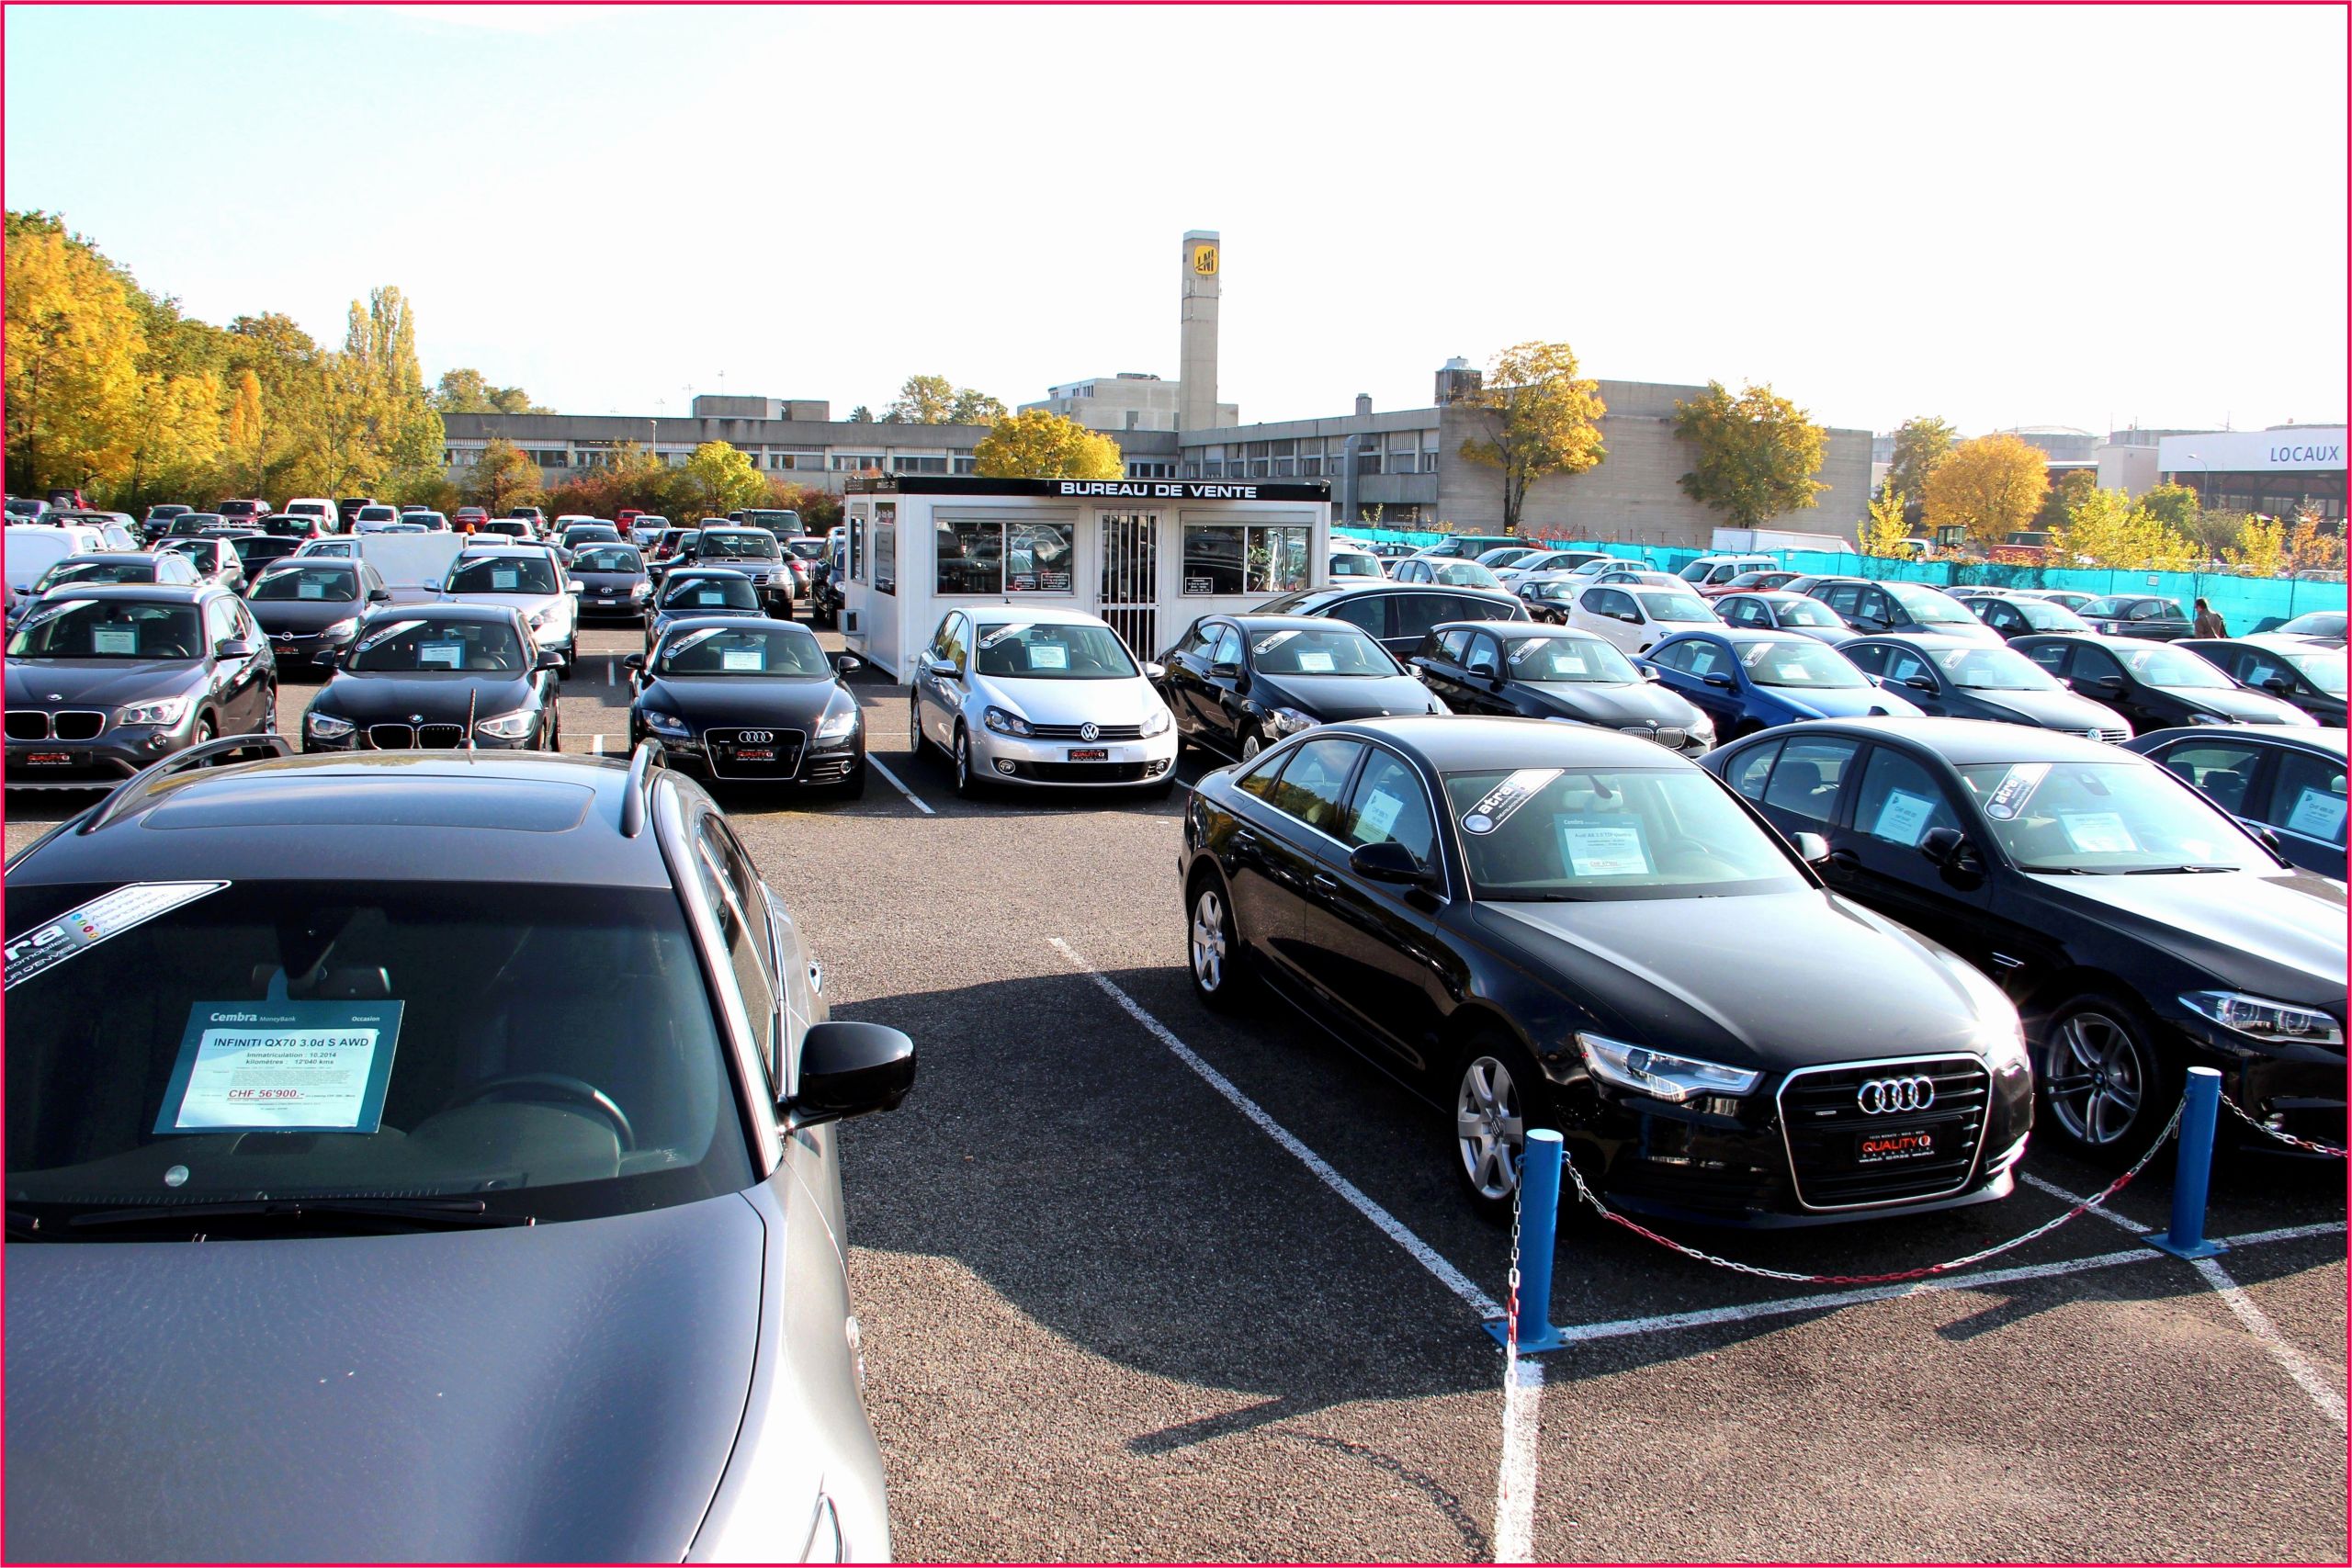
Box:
[1518,680,1703,729]
[5,658,206,708]
[252,598,366,634]
[1953,686,2127,731]
[3,1193,763,1563]
[1473,889,1999,1071]
[1762,683,1921,719]
[644,675,842,728]
[315,669,537,722]
[573,571,646,591]
[2027,870,2346,1001]
[974,672,1170,727]
[1250,671,1438,721]
[2160,684,2316,725]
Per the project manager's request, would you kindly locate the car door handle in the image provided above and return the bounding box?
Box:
[1309,872,1341,893]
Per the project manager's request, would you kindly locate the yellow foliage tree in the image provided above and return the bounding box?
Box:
[683,441,768,515]
[2285,508,2346,574]
[1457,341,1607,535]
[4,212,146,492]
[1921,434,2047,551]
[972,410,1123,479]
[226,369,266,495]
[2050,487,2197,571]
[2222,513,2288,577]
[1859,479,1911,558]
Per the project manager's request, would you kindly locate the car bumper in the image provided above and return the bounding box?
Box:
[5,722,204,785]
[2157,1007,2347,1156]
[969,727,1179,786]
[302,728,540,754]
[646,731,862,784]
[578,592,650,620]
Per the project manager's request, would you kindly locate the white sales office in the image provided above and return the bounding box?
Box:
[840,475,1333,679]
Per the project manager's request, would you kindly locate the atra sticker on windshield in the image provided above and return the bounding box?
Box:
[1459,768,1562,835]
[1981,762,2050,820]
[4,881,231,992]
[354,619,424,653]
[153,999,404,1135]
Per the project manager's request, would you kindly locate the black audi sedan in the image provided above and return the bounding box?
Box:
[2012,633,2316,732]
[301,603,562,752]
[1251,581,1530,659]
[2177,636,2346,727]
[627,618,866,795]
[2126,726,2347,880]
[1703,719,2346,1161]
[1839,634,2132,739]
[570,541,653,622]
[1157,615,1442,762]
[5,583,277,786]
[1410,621,1714,758]
[1180,716,2034,1225]
[247,558,392,677]
[646,568,763,657]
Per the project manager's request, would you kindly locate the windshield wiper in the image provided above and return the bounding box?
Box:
[2015,864,2100,874]
[66,1197,534,1234]
[2120,864,2234,875]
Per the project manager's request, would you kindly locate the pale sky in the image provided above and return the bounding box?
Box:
[6,6,2345,439]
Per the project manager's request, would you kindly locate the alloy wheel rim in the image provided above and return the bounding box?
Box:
[1241,732,1261,761]
[1191,889,1227,990]
[2044,1010,2145,1146]
[1456,1055,1525,1200]
[910,701,921,750]
[956,734,969,787]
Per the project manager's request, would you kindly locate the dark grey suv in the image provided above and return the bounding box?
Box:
[4,741,914,1561]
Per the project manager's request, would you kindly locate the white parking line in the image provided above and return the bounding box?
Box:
[867,755,933,816]
[1492,1359,1544,1563]
[605,660,615,687]
[590,735,604,756]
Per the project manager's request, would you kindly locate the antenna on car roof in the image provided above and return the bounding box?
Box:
[466,686,477,758]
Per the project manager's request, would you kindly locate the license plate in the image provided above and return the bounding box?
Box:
[24,751,70,765]
[1068,748,1110,761]
[734,747,775,761]
[1856,1128,1938,1165]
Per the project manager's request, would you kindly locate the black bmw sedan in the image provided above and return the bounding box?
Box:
[1704,718,2346,1161]
[1410,621,1714,757]
[1180,716,2034,1225]
[301,603,562,752]
[627,618,867,795]
[1838,634,2132,739]
[1156,615,1443,762]
[646,568,763,657]
[247,559,392,677]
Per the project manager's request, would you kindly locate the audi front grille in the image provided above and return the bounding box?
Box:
[1776,1055,1991,1211]
[705,727,806,779]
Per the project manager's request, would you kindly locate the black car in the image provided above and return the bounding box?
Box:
[2011,634,2316,732]
[1156,614,1442,762]
[302,603,561,752]
[247,558,392,675]
[141,502,191,541]
[155,535,247,595]
[2177,636,2347,726]
[224,531,304,576]
[2126,726,2348,880]
[1839,634,2132,739]
[1795,576,2001,645]
[27,551,203,598]
[1251,582,1530,660]
[559,523,625,556]
[1512,576,1581,624]
[1969,593,2093,642]
[4,583,277,786]
[627,618,866,795]
[1703,718,2346,1161]
[1409,621,1713,758]
[1711,590,1854,645]
[571,542,653,622]
[1181,716,2034,1224]
[165,513,227,537]
[687,527,795,618]
[2079,594,2193,640]
[645,568,763,657]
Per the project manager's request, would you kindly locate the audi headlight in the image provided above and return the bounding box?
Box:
[2180,992,2344,1047]
[116,697,189,728]
[642,707,692,739]
[984,705,1033,738]
[815,700,860,741]
[1264,705,1318,738]
[475,707,536,740]
[1576,1032,1761,1102]
[1140,704,1172,738]
[305,710,355,739]
[318,617,359,645]
[1979,1011,2030,1077]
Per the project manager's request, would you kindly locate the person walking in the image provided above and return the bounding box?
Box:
[2192,597,2228,637]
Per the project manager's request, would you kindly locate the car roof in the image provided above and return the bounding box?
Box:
[1678,626,1815,646]
[1735,716,2134,766]
[2009,632,2148,650]
[661,614,808,636]
[18,581,214,604]
[1432,618,1603,640]
[1841,632,2002,650]
[1288,582,1520,604]
[1725,590,1816,604]
[456,544,549,558]
[1316,714,1696,769]
[665,565,751,581]
[2128,725,2347,759]
[2188,633,2342,653]
[362,600,515,624]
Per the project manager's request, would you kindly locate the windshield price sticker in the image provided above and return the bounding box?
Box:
[419,642,462,669]
[2286,787,2347,840]
[1872,789,1939,847]
[5,880,232,991]
[1560,820,1650,877]
[1295,650,1336,673]
[721,649,764,671]
[2059,810,2138,854]
[1459,768,1562,835]
[298,580,325,599]
[1982,762,2049,820]
[92,625,139,655]
[1029,645,1069,670]
[155,1000,404,1135]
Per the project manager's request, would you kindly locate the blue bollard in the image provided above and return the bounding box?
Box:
[2147,1066,2228,1260]
[1485,1130,1568,1353]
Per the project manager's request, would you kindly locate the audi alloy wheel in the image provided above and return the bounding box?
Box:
[1455,1048,1527,1213]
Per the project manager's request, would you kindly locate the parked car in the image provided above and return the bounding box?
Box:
[2011,634,2318,732]
[214,498,271,528]
[626,618,865,795]
[141,502,193,540]
[25,551,203,601]
[351,503,402,534]
[1707,568,1803,598]
[1645,628,1921,739]
[1970,593,2095,641]
[7,496,51,520]
[570,543,654,622]
[1838,634,2133,739]
[439,546,581,674]
[1252,582,1531,660]
[224,532,305,575]
[3,742,912,1562]
[2126,725,2348,879]
[2077,594,2193,641]
[1494,548,1610,587]
[1795,577,2003,645]
[464,517,533,542]
[278,497,338,534]
[1391,557,1509,592]
[4,583,277,784]
[646,568,765,657]
[5,523,121,613]
[1565,580,1720,657]
[247,558,392,675]
[2023,589,2103,615]
[1409,534,1519,561]
[1513,574,1585,624]
[2177,636,2347,726]
[689,526,795,617]
[451,505,492,533]
[334,496,380,530]
[503,505,548,532]
[1409,620,1713,756]
[166,512,227,537]
[1711,590,1853,644]
[1475,547,1546,572]
[1329,542,1386,581]
[1181,715,2033,1221]
[631,513,673,548]
[910,604,1180,795]
[1155,614,1441,762]
[1589,569,1686,589]
[1702,719,2346,1161]
[1677,554,1780,592]
[154,535,248,595]
[303,602,561,751]
[399,509,451,532]
[2272,609,2346,648]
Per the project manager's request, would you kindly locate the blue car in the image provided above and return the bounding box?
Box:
[1643,628,1922,740]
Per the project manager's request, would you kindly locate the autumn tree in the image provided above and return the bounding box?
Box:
[2048,487,2196,571]
[2222,513,2288,577]
[682,441,768,515]
[1887,415,1956,503]
[1859,479,1911,558]
[1673,380,1827,529]
[2032,468,2096,534]
[225,370,267,495]
[1456,341,1606,535]
[2286,508,2346,573]
[972,410,1123,479]
[1922,434,2047,551]
[4,211,145,493]
[432,367,548,414]
[463,437,543,514]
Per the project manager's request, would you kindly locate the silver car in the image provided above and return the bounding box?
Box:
[909,604,1179,796]
[440,545,580,672]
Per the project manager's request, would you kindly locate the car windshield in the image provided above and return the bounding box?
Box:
[172,515,223,532]
[1881,582,1975,625]
[657,624,831,677]
[1444,767,1804,900]
[1330,552,1384,578]
[1249,625,1395,676]
[345,617,525,673]
[696,531,778,558]
[1637,591,1714,623]
[572,547,643,574]
[973,621,1138,680]
[2014,599,2089,630]
[785,539,827,561]
[6,599,205,660]
[1523,581,1578,603]
[3,879,752,1229]
[1956,761,2269,874]
[447,556,557,595]
[158,539,214,562]
[2119,644,2232,689]
[1427,561,1500,588]
[1928,646,2062,691]
[34,559,151,591]
[2279,649,2347,695]
[562,529,621,546]
[1505,635,1638,683]
[251,565,358,603]
[1739,638,1868,688]
[1771,597,1842,627]
[662,576,758,611]
[2279,613,2345,637]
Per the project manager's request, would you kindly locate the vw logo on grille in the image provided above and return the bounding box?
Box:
[1078,722,1100,742]
[740,730,775,744]
[1856,1075,1936,1115]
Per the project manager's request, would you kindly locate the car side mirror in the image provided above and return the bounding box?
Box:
[313,647,341,668]
[1904,675,1937,693]
[832,652,865,675]
[622,652,645,671]
[1350,840,1438,888]
[2262,675,2297,695]
[535,650,564,671]
[2089,675,2126,694]
[368,587,390,603]
[1791,831,1832,864]
[2251,824,2285,856]
[1142,660,1165,682]
[787,1020,915,1126]
[214,637,256,660]
[1211,660,1241,679]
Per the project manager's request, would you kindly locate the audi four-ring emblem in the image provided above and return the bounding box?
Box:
[1856,1075,1936,1115]
[739,730,775,744]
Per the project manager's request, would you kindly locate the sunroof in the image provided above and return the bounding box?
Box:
[145,774,595,833]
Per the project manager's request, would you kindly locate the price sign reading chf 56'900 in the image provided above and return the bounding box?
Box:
[154,1000,405,1135]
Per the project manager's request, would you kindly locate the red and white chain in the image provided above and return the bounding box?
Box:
[2217,1089,2346,1157]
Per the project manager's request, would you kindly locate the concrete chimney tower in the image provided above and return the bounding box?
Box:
[1179,230,1220,432]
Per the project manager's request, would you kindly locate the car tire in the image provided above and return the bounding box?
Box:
[952,725,986,799]
[1450,1032,1555,1224]
[1185,873,1254,1012]
[2035,991,2179,1167]
[1238,724,1267,763]
[908,697,930,759]
[258,686,279,735]
[191,716,216,754]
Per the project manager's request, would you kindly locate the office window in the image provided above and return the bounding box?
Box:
[895,455,949,474]
[873,502,897,596]
[1299,456,1322,477]
[1182,523,1310,595]
[1204,460,1224,478]
[937,518,1075,595]
[954,456,978,475]
[831,454,883,472]
[1250,460,1271,478]
[1273,458,1295,477]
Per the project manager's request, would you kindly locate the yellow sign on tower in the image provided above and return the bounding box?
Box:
[1192,243,1218,276]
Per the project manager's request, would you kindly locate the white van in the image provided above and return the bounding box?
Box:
[294,531,467,605]
[1677,554,1781,592]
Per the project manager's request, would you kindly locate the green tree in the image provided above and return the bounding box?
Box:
[1672,380,1828,529]
[1456,340,1607,536]
[847,405,875,423]
[682,441,768,515]
[4,211,146,493]
[1922,434,2046,551]
[949,388,1010,424]
[2032,468,2096,534]
[1887,415,1956,502]
[880,378,1007,425]
[972,410,1123,479]
[432,367,548,414]
[1859,479,1911,558]
[462,437,543,513]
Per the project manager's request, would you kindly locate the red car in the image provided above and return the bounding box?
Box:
[452,506,492,534]
[215,498,271,527]
[1703,569,1801,598]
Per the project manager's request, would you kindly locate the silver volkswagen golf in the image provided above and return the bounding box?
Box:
[4,739,912,1562]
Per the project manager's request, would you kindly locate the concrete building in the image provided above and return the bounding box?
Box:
[2157,425,2346,521]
